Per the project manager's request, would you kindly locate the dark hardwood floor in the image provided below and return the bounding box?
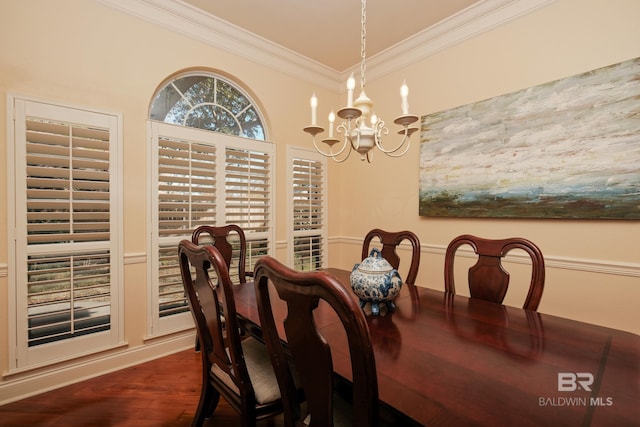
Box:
[0,349,284,426]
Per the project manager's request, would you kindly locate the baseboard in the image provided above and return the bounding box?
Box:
[0,331,195,405]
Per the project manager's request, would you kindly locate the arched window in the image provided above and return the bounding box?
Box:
[147,71,274,337]
[150,72,266,140]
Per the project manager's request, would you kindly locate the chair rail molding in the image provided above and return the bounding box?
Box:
[124,252,147,265]
[330,236,639,278]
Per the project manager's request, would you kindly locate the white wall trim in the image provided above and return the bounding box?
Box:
[124,252,147,265]
[122,236,639,279]
[275,239,288,251]
[96,0,555,90]
[329,236,640,278]
[355,0,555,82]
[96,0,337,90]
[0,332,194,405]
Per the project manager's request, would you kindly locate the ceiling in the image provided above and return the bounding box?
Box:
[99,0,553,87]
[180,0,483,72]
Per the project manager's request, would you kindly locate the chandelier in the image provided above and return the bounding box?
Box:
[303,0,419,162]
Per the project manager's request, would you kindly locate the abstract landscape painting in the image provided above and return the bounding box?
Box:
[419,57,640,219]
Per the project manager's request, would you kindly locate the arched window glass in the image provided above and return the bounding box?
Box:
[150,73,265,140]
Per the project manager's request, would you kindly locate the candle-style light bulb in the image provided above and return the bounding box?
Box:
[328,110,335,137]
[400,81,409,115]
[370,112,378,127]
[347,73,355,107]
[310,93,318,125]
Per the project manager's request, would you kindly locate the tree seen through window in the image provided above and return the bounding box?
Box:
[150,74,265,140]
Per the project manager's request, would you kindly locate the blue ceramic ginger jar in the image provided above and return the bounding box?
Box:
[350,248,402,316]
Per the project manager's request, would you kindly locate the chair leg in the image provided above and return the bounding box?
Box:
[192,381,220,427]
[239,404,257,427]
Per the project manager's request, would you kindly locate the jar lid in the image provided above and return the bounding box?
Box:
[357,248,392,273]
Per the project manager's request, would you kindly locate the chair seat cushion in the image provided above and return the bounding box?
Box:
[211,336,281,404]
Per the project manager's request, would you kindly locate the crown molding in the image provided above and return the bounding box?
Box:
[96,0,555,90]
[354,0,556,82]
[96,0,339,90]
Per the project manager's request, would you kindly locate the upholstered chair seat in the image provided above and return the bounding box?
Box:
[211,336,282,404]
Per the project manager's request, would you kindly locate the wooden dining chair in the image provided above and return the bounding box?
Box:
[191,224,252,284]
[254,256,380,427]
[444,234,545,311]
[361,229,421,286]
[178,240,283,427]
[191,224,254,350]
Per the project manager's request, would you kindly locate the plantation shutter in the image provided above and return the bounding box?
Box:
[11,98,123,369]
[289,151,327,271]
[156,134,217,321]
[25,121,111,244]
[225,147,271,270]
[158,137,217,237]
[149,122,274,336]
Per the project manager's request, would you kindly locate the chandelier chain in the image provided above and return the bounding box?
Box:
[302,0,418,163]
[360,0,367,91]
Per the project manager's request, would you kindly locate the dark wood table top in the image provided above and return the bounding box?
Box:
[232,268,640,426]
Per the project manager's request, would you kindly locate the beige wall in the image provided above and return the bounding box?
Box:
[0,0,638,403]
[0,0,337,401]
[329,0,640,334]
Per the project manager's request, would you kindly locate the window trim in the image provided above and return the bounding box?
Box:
[7,95,124,372]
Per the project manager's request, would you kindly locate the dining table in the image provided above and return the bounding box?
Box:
[232,268,640,426]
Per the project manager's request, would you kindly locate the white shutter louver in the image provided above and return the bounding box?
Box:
[26,119,111,244]
[158,137,216,237]
[225,147,270,233]
[157,136,216,318]
[27,251,111,346]
[226,147,271,269]
[157,243,189,318]
[291,156,325,271]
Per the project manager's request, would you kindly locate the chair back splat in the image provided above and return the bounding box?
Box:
[444,234,545,311]
[361,229,420,286]
[191,224,252,283]
[254,256,379,427]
